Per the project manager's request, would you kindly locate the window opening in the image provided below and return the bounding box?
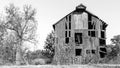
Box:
[92,50,96,54]
[99,52,106,58]
[101,31,105,38]
[75,33,82,44]
[69,31,71,37]
[65,37,69,44]
[86,50,90,54]
[75,49,82,56]
[99,39,106,45]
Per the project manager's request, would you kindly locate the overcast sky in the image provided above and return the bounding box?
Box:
[0,0,120,50]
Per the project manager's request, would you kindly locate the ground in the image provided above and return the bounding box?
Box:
[0,65,120,68]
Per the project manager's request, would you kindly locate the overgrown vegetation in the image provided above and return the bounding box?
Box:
[42,31,55,64]
[0,4,37,65]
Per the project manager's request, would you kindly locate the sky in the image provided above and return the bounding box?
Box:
[0,0,119,50]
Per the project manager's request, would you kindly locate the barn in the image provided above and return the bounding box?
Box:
[53,4,108,64]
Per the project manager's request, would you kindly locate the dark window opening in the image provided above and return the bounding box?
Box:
[102,22,107,30]
[69,22,71,29]
[88,21,96,29]
[75,49,82,56]
[101,31,105,38]
[99,52,106,58]
[88,14,92,21]
[65,31,67,37]
[88,22,93,29]
[69,15,71,29]
[100,48,107,52]
[75,33,82,44]
[86,50,90,54]
[99,39,106,45]
[65,37,69,44]
[69,15,71,22]
[91,31,95,37]
[69,31,71,37]
[88,31,96,37]
[88,31,90,36]
[65,23,67,29]
[92,50,96,54]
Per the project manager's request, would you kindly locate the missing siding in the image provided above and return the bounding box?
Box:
[99,39,106,45]
[69,15,71,29]
[65,31,67,37]
[102,22,107,30]
[75,49,82,56]
[65,22,67,29]
[88,14,92,21]
[75,33,82,44]
[69,31,71,37]
[88,31,96,37]
[99,48,107,58]
[99,52,106,58]
[65,37,69,44]
[101,31,105,38]
[100,48,107,52]
[88,22,93,29]
[88,17,96,29]
[69,22,71,29]
[92,50,96,54]
[91,31,95,37]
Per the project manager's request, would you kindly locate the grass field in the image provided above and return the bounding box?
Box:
[0,64,120,68]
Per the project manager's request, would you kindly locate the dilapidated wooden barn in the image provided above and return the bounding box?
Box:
[53,4,108,64]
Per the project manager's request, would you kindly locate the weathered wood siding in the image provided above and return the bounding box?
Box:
[53,7,107,64]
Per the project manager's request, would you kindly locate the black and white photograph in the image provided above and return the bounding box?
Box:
[0,0,119,68]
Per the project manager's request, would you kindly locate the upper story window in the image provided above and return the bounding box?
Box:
[88,31,96,37]
[69,15,71,29]
[101,22,107,30]
[101,31,105,38]
[75,33,82,44]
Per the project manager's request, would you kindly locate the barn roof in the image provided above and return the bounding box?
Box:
[53,4,108,30]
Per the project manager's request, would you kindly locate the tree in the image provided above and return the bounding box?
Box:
[103,35,120,63]
[43,31,55,61]
[5,4,37,65]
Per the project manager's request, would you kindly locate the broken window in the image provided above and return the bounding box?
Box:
[101,31,105,38]
[86,50,90,54]
[65,37,69,44]
[75,49,82,56]
[75,33,82,44]
[99,39,106,45]
[88,31,96,37]
[92,50,96,54]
